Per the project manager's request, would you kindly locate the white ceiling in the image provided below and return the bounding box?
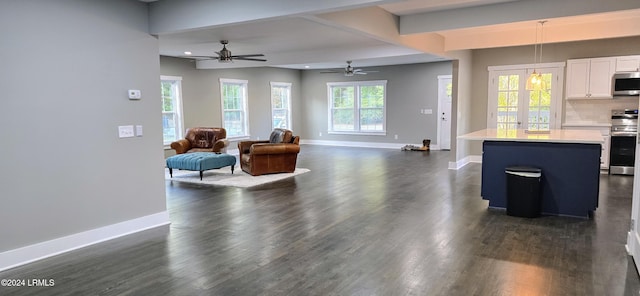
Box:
[151,0,640,70]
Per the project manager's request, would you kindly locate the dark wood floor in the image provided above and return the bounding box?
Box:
[2,145,640,295]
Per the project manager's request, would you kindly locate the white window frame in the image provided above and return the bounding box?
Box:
[270,82,292,130]
[161,75,184,147]
[327,80,387,135]
[219,78,250,140]
[487,62,565,130]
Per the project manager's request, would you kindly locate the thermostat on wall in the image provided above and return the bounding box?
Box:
[128,89,141,100]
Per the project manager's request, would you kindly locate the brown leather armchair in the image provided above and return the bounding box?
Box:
[170,127,229,154]
[238,128,301,176]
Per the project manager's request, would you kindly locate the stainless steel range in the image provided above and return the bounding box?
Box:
[610,109,638,175]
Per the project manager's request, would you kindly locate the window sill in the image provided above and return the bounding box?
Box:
[328,131,387,136]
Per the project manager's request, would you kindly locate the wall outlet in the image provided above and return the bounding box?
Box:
[319,132,322,137]
[257,136,260,140]
[394,134,398,140]
[424,109,433,114]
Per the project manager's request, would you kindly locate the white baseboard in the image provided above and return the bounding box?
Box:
[448,155,482,170]
[628,230,640,255]
[226,148,240,156]
[627,230,640,275]
[0,211,170,272]
[300,139,443,150]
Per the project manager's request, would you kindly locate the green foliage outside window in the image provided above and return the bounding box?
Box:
[330,82,385,132]
[162,82,173,112]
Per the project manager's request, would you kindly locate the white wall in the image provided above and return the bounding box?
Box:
[0,0,166,253]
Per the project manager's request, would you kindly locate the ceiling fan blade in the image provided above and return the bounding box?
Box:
[187,55,219,60]
[232,54,265,58]
[234,57,267,62]
[354,72,368,75]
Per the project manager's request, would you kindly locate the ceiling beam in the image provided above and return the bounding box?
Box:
[442,12,640,51]
[148,0,404,35]
[400,0,640,35]
[309,6,447,57]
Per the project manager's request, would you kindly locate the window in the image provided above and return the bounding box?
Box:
[327,80,386,134]
[270,82,292,129]
[161,75,184,146]
[487,63,564,131]
[220,78,249,138]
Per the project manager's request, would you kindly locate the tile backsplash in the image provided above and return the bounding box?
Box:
[564,98,638,124]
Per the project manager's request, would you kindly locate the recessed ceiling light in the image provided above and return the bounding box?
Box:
[304,65,310,69]
[184,51,192,55]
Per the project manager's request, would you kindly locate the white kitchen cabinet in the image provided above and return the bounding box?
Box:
[566,57,616,99]
[616,55,640,72]
[562,124,610,169]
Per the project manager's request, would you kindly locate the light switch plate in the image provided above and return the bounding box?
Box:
[118,125,135,138]
[128,89,141,100]
[135,125,143,137]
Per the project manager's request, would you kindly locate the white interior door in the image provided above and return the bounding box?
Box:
[437,75,452,150]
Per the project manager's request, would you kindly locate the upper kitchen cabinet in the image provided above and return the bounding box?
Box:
[566,57,616,99]
[616,55,640,72]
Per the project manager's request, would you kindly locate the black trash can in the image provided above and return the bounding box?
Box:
[505,166,542,218]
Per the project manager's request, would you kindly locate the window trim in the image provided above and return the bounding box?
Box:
[326,80,387,135]
[270,81,292,130]
[486,62,565,130]
[161,75,184,148]
[219,78,250,140]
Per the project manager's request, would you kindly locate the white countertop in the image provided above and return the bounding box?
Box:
[562,122,611,128]
[458,129,604,144]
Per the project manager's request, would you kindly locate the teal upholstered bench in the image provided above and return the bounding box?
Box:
[166,152,236,180]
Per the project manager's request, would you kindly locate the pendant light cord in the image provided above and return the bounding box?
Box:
[532,22,538,73]
[539,21,546,67]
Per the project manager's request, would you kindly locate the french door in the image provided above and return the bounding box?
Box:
[487,64,564,131]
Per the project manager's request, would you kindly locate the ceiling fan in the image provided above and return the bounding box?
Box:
[186,40,266,63]
[320,61,379,76]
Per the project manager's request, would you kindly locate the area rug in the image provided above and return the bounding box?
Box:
[164,166,310,188]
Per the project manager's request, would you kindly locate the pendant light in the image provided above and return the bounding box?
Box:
[526,21,548,91]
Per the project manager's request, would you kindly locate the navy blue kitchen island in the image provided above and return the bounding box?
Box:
[459,129,604,218]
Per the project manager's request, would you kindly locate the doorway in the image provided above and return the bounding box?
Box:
[437,75,452,150]
[486,65,563,130]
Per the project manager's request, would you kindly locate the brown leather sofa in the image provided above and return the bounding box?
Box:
[238,128,300,176]
[170,127,229,154]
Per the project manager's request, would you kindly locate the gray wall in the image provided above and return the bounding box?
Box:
[160,57,303,157]
[0,0,166,251]
[448,50,474,163]
[160,59,452,152]
[300,62,453,145]
[467,36,640,155]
